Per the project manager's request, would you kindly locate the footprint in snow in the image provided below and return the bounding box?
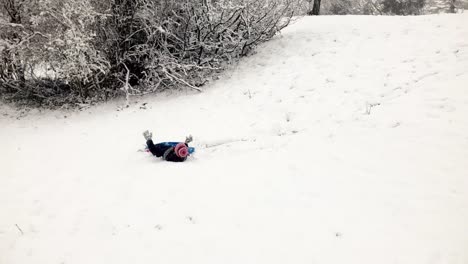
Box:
[391,122,401,128]
[187,216,196,224]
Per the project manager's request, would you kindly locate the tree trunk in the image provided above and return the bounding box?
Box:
[307,0,321,15]
[449,0,456,13]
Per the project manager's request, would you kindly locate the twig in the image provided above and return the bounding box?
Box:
[165,71,203,92]
[365,102,381,115]
[120,63,131,107]
[15,224,24,235]
[369,0,383,15]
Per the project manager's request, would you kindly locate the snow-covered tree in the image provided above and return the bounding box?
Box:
[307,0,322,15]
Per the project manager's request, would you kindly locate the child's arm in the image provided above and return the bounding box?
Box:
[163,147,175,160]
[146,139,160,157]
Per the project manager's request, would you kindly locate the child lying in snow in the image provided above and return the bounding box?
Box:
[143,130,193,162]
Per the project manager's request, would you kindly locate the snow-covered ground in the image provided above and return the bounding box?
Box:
[1,14,468,264]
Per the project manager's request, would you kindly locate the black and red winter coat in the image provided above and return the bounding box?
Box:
[146,139,188,162]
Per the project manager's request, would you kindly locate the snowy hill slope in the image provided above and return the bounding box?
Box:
[1,14,468,264]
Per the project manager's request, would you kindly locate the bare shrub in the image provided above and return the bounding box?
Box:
[1,0,302,107]
[0,0,111,106]
[327,0,382,15]
[103,0,300,99]
[323,0,427,15]
[381,0,426,15]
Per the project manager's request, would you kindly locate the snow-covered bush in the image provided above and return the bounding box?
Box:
[322,0,426,15]
[324,0,381,15]
[0,0,110,106]
[0,0,301,107]
[381,0,426,15]
[103,0,300,95]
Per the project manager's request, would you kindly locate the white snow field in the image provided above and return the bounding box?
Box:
[1,14,468,264]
